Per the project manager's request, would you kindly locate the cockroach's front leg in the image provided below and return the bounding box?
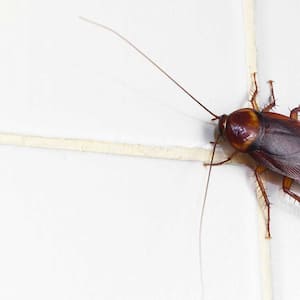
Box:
[254,165,271,239]
[262,80,276,112]
[204,151,238,166]
[250,73,259,111]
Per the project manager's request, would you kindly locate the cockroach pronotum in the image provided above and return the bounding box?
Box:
[80,16,300,239]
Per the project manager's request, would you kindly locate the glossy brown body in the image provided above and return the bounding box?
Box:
[250,111,300,182]
[220,108,300,182]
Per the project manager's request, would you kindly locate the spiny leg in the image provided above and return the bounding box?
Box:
[262,80,276,112]
[250,73,259,111]
[254,166,271,239]
[204,150,238,166]
[282,177,300,202]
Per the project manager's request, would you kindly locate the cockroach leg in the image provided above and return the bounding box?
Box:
[250,72,259,111]
[204,150,238,166]
[262,80,276,112]
[209,140,221,145]
[290,106,300,119]
[282,177,300,202]
[254,165,271,239]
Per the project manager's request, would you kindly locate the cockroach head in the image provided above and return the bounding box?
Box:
[218,114,228,137]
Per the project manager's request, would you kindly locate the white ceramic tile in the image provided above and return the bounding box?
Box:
[0,0,299,299]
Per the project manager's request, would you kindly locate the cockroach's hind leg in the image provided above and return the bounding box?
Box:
[262,80,277,112]
[250,72,259,111]
[255,165,272,239]
[290,106,300,120]
[204,151,237,166]
[282,176,300,202]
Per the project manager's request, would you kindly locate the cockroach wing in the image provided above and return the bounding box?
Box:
[249,112,300,182]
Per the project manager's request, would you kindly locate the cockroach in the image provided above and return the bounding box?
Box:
[80,16,300,239]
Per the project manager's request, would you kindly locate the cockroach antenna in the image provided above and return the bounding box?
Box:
[198,134,220,296]
[79,16,219,119]
[79,16,219,292]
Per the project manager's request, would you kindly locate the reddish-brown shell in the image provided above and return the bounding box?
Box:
[220,108,261,152]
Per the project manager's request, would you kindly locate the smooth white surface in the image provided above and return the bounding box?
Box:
[0,0,299,299]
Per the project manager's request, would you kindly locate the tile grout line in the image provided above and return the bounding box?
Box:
[0,131,223,162]
[243,0,273,299]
